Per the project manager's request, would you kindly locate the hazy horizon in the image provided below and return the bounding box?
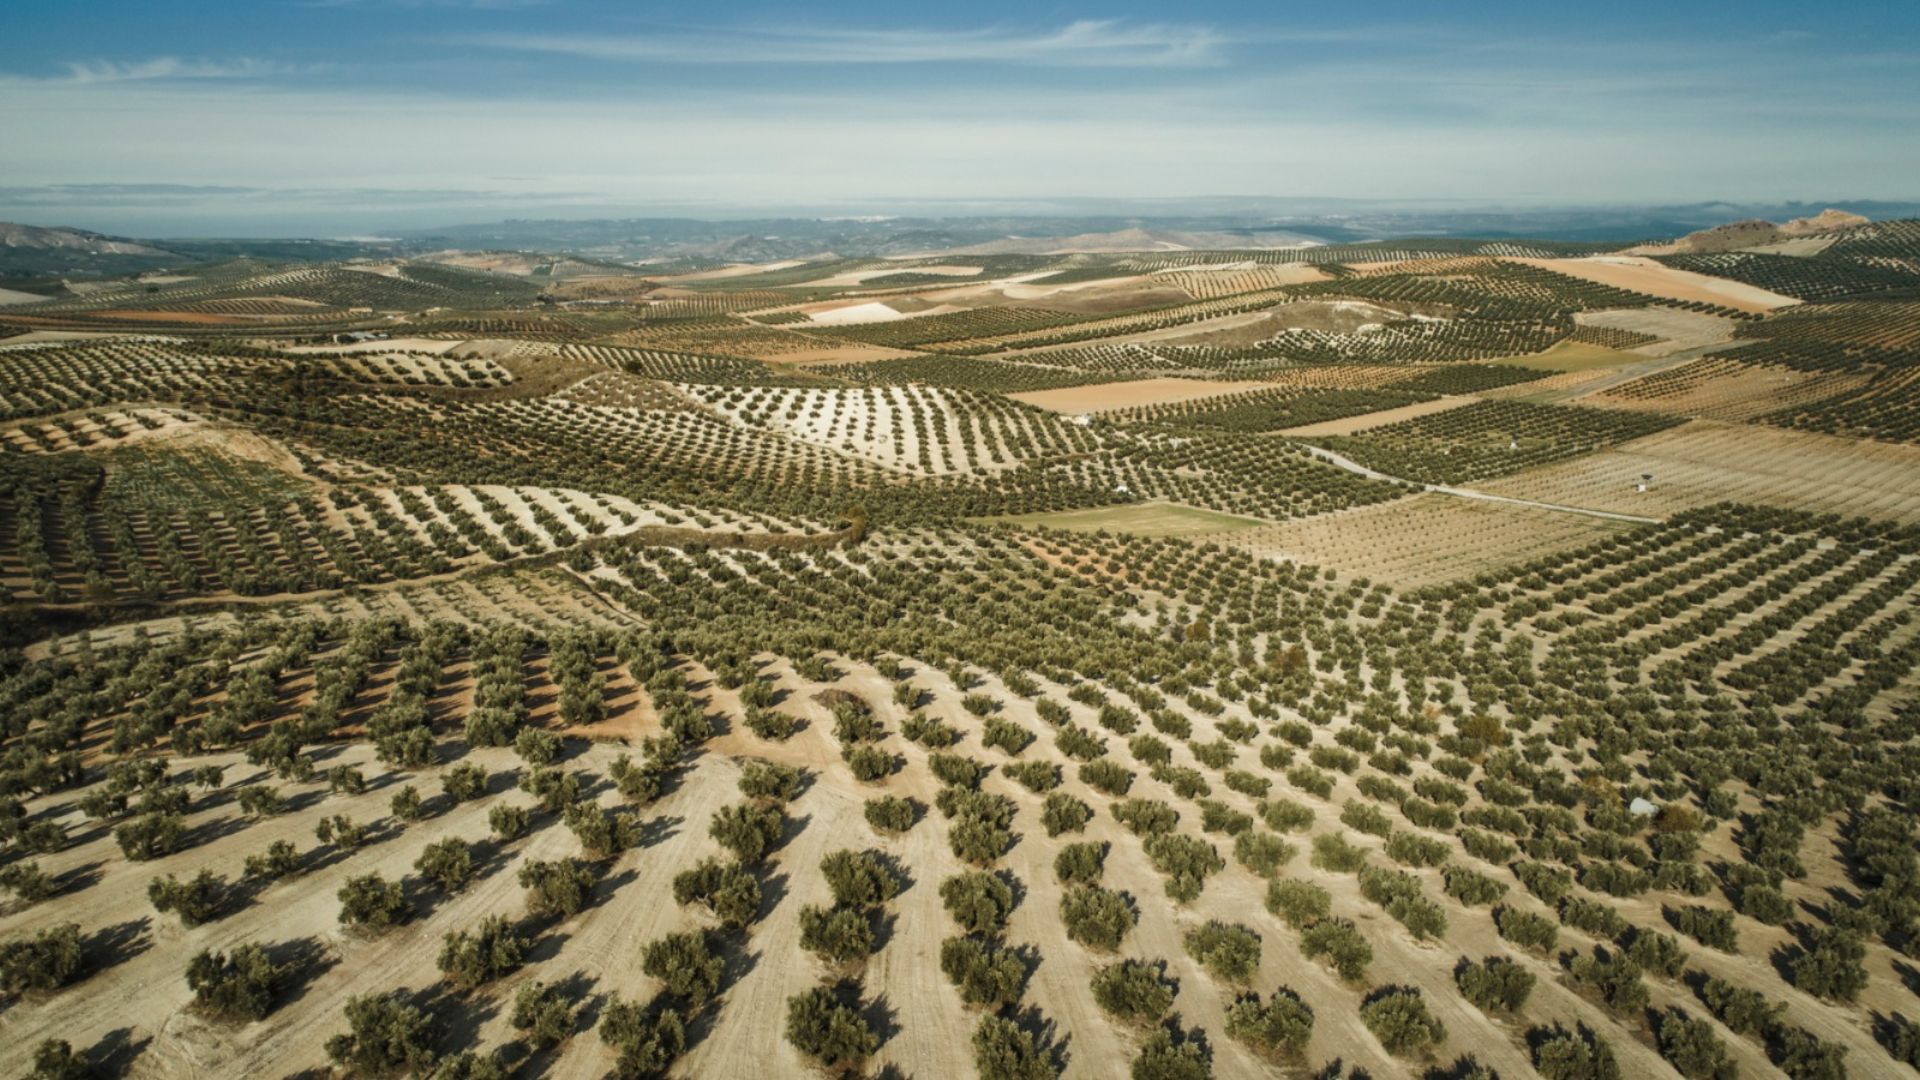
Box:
[3,1,1917,236]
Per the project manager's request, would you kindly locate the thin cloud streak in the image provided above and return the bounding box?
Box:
[451,19,1230,68]
[59,57,300,84]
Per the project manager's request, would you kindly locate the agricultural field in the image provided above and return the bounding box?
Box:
[4,221,1920,1080]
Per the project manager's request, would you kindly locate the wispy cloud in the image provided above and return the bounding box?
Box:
[60,57,297,84]
[452,19,1229,68]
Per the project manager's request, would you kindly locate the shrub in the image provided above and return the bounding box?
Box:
[1233,831,1295,877]
[737,760,803,803]
[1060,885,1136,951]
[821,849,901,909]
[488,802,530,842]
[800,904,875,967]
[1442,866,1507,906]
[0,922,82,996]
[973,1013,1060,1080]
[1092,958,1176,1023]
[1384,830,1450,868]
[1054,841,1107,885]
[786,984,879,1070]
[1789,927,1868,1001]
[1454,955,1533,1013]
[1560,896,1627,938]
[148,870,225,927]
[1003,760,1060,792]
[941,871,1016,935]
[244,839,302,881]
[325,992,436,1076]
[1041,792,1093,837]
[1773,1025,1849,1080]
[1300,919,1372,980]
[643,930,723,1005]
[1568,948,1648,1013]
[1697,975,1783,1035]
[1131,1026,1211,1080]
[599,995,687,1079]
[863,795,919,835]
[337,873,408,929]
[1112,798,1180,837]
[1623,927,1688,979]
[115,811,186,861]
[441,762,487,802]
[1143,833,1224,903]
[940,936,1028,1009]
[414,837,474,893]
[1360,986,1445,1056]
[1531,1023,1621,1080]
[518,858,595,918]
[671,858,762,927]
[1266,878,1330,928]
[1310,832,1367,873]
[1261,798,1314,832]
[1225,988,1313,1060]
[438,915,528,990]
[709,802,784,863]
[1079,760,1133,796]
[0,861,54,904]
[1666,899,1743,949]
[511,980,576,1045]
[1655,1009,1737,1080]
[1495,905,1558,953]
[1184,921,1261,983]
[25,1039,89,1080]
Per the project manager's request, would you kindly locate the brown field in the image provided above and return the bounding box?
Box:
[1495,340,1643,373]
[1480,419,1920,523]
[1277,393,1477,436]
[1585,356,1873,421]
[1202,491,1635,587]
[1572,307,1736,355]
[1008,377,1262,413]
[1510,256,1801,313]
[91,310,257,326]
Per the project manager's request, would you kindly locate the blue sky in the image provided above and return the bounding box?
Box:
[1,0,1916,233]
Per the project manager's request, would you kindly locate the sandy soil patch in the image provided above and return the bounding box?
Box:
[281,338,466,356]
[1573,307,1735,355]
[1511,255,1800,313]
[1278,394,1477,436]
[800,264,985,288]
[1009,377,1263,414]
[0,285,49,306]
[658,259,808,283]
[1207,491,1633,587]
[805,301,964,326]
[1585,357,1873,422]
[991,500,1268,537]
[1495,341,1643,373]
[1481,419,1920,524]
[90,310,255,326]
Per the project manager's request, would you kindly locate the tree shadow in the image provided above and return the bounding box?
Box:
[1008,1002,1070,1074]
[85,917,154,977]
[266,936,339,1012]
[53,859,106,897]
[859,990,901,1049]
[635,814,682,850]
[91,1025,153,1075]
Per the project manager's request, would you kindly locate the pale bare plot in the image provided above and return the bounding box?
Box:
[1480,420,1920,524]
[1510,255,1801,313]
[1009,377,1264,414]
[1275,394,1478,437]
[1203,492,1633,586]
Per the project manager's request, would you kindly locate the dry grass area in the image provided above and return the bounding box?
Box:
[1480,419,1920,523]
[1495,340,1644,373]
[1573,307,1736,355]
[1276,394,1476,437]
[1201,491,1634,586]
[1585,356,1872,422]
[989,500,1268,537]
[1510,256,1802,313]
[1008,377,1261,414]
